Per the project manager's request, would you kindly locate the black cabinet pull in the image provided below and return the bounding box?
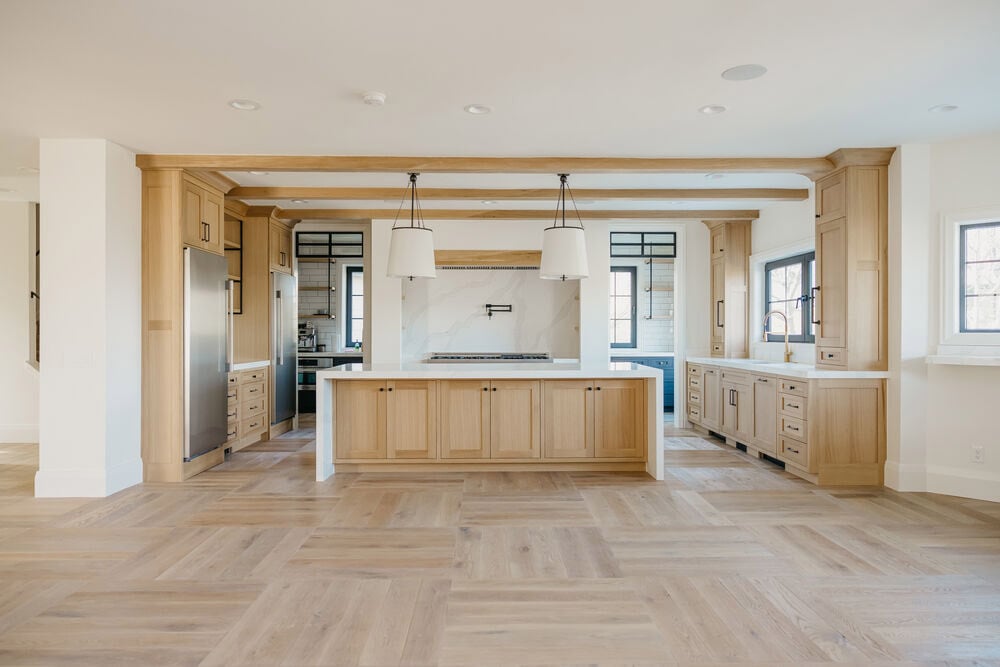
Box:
[492,387,497,391]
[388,387,393,392]
[810,286,821,325]
[586,386,593,391]
[379,387,384,392]
[596,386,602,391]
[483,387,488,392]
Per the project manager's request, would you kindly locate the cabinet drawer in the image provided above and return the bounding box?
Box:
[688,364,701,376]
[688,405,702,422]
[779,393,807,420]
[687,375,702,389]
[779,415,807,442]
[778,436,809,469]
[687,390,702,406]
[243,381,266,399]
[226,421,239,442]
[711,342,724,356]
[243,396,266,418]
[720,370,750,385]
[228,386,238,404]
[778,378,808,397]
[228,374,238,385]
[240,369,267,384]
[242,414,265,436]
[817,347,846,366]
[226,403,240,422]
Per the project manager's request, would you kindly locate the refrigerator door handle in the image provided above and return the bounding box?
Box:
[226,279,235,371]
[276,289,283,366]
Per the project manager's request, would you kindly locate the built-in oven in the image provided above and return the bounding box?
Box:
[297,355,362,413]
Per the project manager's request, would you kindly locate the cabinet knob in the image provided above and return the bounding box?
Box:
[586,386,593,391]
[596,386,602,391]
[492,387,497,391]
[379,387,384,392]
[483,387,488,392]
[387,387,393,392]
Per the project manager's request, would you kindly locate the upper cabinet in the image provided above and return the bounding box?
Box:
[705,221,751,358]
[813,164,888,370]
[181,174,224,255]
[269,222,293,274]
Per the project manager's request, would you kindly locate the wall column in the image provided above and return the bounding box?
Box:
[35,139,142,497]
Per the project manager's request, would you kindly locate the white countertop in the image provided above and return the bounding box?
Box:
[317,361,663,380]
[686,356,889,379]
[609,352,675,358]
[299,351,365,358]
[231,360,270,371]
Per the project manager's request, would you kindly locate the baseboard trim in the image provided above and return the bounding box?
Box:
[883,461,927,492]
[35,458,143,498]
[0,425,39,444]
[925,464,1000,503]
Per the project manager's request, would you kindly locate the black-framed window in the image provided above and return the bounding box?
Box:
[296,231,364,258]
[609,266,637,348]
[345,266,364,346]
[610,231,676,258]
[764,251,815,343]
[960,221,1000,332]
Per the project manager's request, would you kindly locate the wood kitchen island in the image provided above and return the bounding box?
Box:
[315,362,665,480]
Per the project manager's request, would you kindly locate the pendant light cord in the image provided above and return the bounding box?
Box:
[391,172,429,231]
[552,173,585,230]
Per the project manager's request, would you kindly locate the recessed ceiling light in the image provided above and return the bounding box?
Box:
[721,64,768,81]
[699,105,727,115]
[291,199,308,204]
[464,104,492,115]
[705,173,725,180]
[248,170,268,175]
[362,91,387,106]
[928,104,959,113]
[228,99,261,111]
[16,166,39,175]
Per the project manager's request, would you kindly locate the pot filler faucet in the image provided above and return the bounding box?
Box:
[762,310,793,363]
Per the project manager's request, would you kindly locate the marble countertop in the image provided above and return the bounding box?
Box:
[317,361,663,380]
[298,351,365,358]
[231,360,270,371]
[686,356,889,379]
[609,352,675,358]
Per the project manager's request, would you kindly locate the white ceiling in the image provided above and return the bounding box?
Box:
[2,0,999,205]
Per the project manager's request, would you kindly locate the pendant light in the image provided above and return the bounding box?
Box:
[540,173,589,280]
[386,172,436,280]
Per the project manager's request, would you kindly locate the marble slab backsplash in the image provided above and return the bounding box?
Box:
[401,269,580,361]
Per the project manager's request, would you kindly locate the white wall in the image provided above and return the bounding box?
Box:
[36,139,142,497]
[0,201,39,442]
[748,196,816,362]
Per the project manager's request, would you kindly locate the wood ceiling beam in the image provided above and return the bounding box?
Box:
[136,154,834,179]
[228,186,808,202]
[273,208,759,221]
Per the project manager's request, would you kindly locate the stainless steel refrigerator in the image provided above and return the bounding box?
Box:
[271,271,297,425]
[183,247,233,461]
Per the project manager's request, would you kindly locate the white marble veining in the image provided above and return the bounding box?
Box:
[317,361,663,380]
[400,269,579,361]
[686,356,889,379]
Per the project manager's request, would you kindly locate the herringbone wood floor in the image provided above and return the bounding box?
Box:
[0,427,998,666]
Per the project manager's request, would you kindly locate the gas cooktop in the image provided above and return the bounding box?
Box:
[425,352,552,363]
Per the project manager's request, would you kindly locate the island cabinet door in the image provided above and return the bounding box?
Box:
[542,380,594,458]
[490,380,541,459]
[386,380,437,459]
[594,379,645,459]
[701,368,722,430]
[334,380,387,459]
[439,380,490,459]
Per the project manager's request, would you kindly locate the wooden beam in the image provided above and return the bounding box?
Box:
[228,186,808,202]
[435,250,541,267]
[273,208,759,221]
[136,154,834,179]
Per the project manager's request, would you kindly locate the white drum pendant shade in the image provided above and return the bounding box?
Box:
[540,225,588,280]
[387,226,436,279]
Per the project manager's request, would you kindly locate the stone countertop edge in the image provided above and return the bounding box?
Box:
[685,356,889,379]
[231,360,270,371]
[316,362,664,380]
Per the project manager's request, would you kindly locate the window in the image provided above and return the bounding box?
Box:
[610,231,676,258]
[609,266,637,348]
[960,221,1000,333]
[345,267,364,347]
[764,251,816,343]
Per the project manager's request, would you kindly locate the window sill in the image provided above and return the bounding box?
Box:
[926,355,1000,367]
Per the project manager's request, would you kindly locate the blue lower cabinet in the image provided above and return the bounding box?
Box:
[611,356,674,411]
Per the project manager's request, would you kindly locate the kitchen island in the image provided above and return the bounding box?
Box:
[315,362,665,480]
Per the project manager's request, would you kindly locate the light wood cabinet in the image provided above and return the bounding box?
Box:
[543,380,594,458]
[813,165,888,370]
[386,380,437,459]
[439,380,490,459]
[269,223,293,274]
[490,380,541,459]
[181,176,223,255]
[701,367,722,430]
[335,380,387,459]
[721,376,753,444]
[595,379,645,458]
[704,221,750,358]
[751,374,776,455]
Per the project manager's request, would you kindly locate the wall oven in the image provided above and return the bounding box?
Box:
[297,355,361,413]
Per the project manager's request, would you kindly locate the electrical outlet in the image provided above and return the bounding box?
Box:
[972,446,985,464]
